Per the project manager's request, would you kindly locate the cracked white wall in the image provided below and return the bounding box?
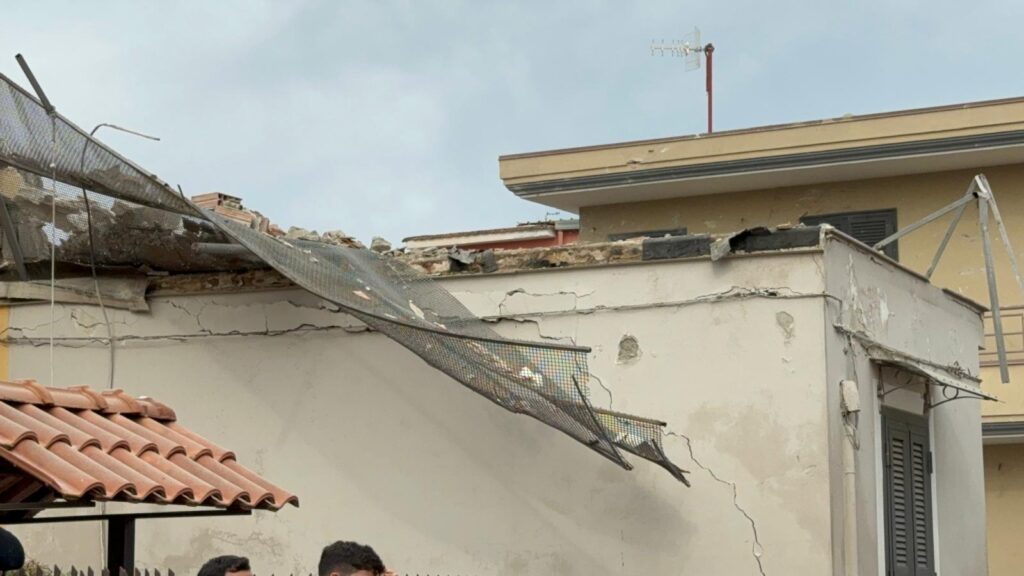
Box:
[822,237,988,576]
[1,242,985,576]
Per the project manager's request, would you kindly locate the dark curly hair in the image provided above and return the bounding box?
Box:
[198,556,250,576]
[318,541,386,576]
[0,528,24,571]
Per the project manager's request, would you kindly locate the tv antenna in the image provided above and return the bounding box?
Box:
[651,27,715,133]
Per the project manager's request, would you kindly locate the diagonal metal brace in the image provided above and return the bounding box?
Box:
[873,188,977,252]
[926,199,969,279]
[979,195,1011,383]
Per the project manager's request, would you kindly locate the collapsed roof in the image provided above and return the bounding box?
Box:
[0,69,690,485]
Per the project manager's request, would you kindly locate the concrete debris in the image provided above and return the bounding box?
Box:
[284,227,362,248]
[396,226,829,278]
[285,226,322,242]
[148,269,293,295]
[322,230,359,247]
[448,248,476,265]
[400,241,645,275]
[0,168,372,281]
[370,236,392,253]
[193,192,360,247]
[192,192,280,235]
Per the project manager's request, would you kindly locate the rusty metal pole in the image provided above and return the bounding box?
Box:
[704,44,714,133]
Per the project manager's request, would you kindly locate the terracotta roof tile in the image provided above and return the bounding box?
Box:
[0,380,298,517]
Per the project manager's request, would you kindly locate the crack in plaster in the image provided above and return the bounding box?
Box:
[284,299,344,314]
[588,371,614,408]
[666,430,767,576]
[167,299,215,335]
[2,323,370,348]
[483,286,835,322]
[497,287,595,316]
[69,308,135,331]
[489,316,579,346]
[5,299,369,348]
[0,311,69,338]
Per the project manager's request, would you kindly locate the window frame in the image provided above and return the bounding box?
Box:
[881,406,934,576]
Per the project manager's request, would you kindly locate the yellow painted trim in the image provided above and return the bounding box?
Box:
[500,97,1024,184]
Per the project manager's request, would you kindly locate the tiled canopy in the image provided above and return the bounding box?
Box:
[0,380,297,517]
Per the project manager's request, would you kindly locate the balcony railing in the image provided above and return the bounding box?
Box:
[982,305,1024,367]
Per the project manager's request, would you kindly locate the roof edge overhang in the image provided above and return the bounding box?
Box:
[501,95,1024,162]
[983,421,1024,444]
[404,226,557,249]
[504,130,1024,212]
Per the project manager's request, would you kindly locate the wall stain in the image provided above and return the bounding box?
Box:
[775,311,795,343]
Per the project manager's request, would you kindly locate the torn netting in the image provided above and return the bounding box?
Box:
[0,70,688,484]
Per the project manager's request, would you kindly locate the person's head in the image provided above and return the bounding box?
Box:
[198,555,251,576]
[0,528,24,571]
[318,541,386,576]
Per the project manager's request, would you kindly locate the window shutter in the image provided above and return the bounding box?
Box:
[909,428,934,576]
[886,424,913,576]
[883,409,934,576]
[608,227,688,241]
[801,209,898,259]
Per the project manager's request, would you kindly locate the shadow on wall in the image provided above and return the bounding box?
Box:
[198,331,695,574]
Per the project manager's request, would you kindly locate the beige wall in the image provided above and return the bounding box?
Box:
[4,253,833,575]
[581,163,1024,419]
[984,443,1024,576]
[0,239,987,575]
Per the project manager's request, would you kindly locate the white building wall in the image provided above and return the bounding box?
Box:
[1,241,985,576]
[822,236,988,576]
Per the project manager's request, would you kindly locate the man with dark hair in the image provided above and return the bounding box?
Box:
[0,528,24,571]
[318,541,395,576]
[197,555,252,576]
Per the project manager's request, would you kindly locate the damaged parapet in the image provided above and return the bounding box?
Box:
[0,167,263,277]
[0,168,370,280]
[398,226,822,276]
[191,192,364,249]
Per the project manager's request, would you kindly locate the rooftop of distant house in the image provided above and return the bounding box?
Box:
[499,95,1024,212]
[402,220,580,251]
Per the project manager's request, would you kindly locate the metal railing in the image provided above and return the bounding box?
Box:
[3,567,172,576]
[981,305,1024,367]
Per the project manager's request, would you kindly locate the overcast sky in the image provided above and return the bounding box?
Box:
[5,1,1024,243]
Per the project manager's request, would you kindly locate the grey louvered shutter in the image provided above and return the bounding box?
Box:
[801,209,898,259]
[883,409,934,576]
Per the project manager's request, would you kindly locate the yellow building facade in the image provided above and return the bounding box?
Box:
[500,97,1024,575]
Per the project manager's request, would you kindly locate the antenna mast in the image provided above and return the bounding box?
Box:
[651,28,715,133]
